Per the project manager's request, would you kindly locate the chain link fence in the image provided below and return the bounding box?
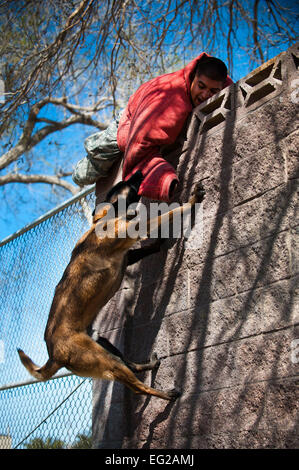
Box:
[0,187,96,449]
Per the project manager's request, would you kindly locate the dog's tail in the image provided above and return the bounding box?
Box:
[17,349,60,381]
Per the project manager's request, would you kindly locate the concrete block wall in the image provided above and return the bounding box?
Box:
[92,43,299,449]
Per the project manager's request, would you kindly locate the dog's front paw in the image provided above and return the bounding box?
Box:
[189,182,205,205]
[166,388,181,400]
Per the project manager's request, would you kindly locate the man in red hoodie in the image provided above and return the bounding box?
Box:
[73,53,233,201]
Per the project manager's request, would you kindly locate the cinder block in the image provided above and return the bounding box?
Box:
[232,144,285,205]
[187,230,292,302]
[184,181,297,269]
[232,185,293,246]
[120,319,169,365]
[265,380,299,431]
[283,42,299,83]
[193,83,234,136]
[232,94,298,165]
[140,427,299,449]
[198,183,295,258]
[235,231,291,292]
[176,130,234,199]
[259,95,299,141]
[236,53,284,116]
[124,266,189,324]
[164,328,296,396]
[92,287,130,334]
[165,277,296,352]
[281,130,299,180]
[189,251,239,303]
[126,379,298,447]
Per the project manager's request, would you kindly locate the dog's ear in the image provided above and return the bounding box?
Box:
[127,170,143,193]
[105,171,143,202]
[105,181,125,202]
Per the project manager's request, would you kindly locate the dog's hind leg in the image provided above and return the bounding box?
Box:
[65,333,180,401]
[112,364,180,400]
[94,336,126,360]
[94,336,160,373]
[124,353,161,373]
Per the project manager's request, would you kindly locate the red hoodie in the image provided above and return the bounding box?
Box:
[117,53,233,201]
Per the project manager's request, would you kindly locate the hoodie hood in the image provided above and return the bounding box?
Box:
[183,52,233,98]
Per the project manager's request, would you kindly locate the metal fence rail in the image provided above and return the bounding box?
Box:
[0,187,96,449]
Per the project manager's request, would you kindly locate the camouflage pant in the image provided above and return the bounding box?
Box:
[72,114,123,187]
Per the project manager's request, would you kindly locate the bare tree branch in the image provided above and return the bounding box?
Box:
[0,172,79,195]
[1,0,96,130]
[253,0,264,63]
[0,96,108,171]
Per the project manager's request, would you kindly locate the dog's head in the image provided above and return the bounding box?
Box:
[105,170,143,212]
[93,171,143,222]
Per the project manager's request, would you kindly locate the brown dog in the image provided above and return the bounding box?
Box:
[18,171,205,400]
